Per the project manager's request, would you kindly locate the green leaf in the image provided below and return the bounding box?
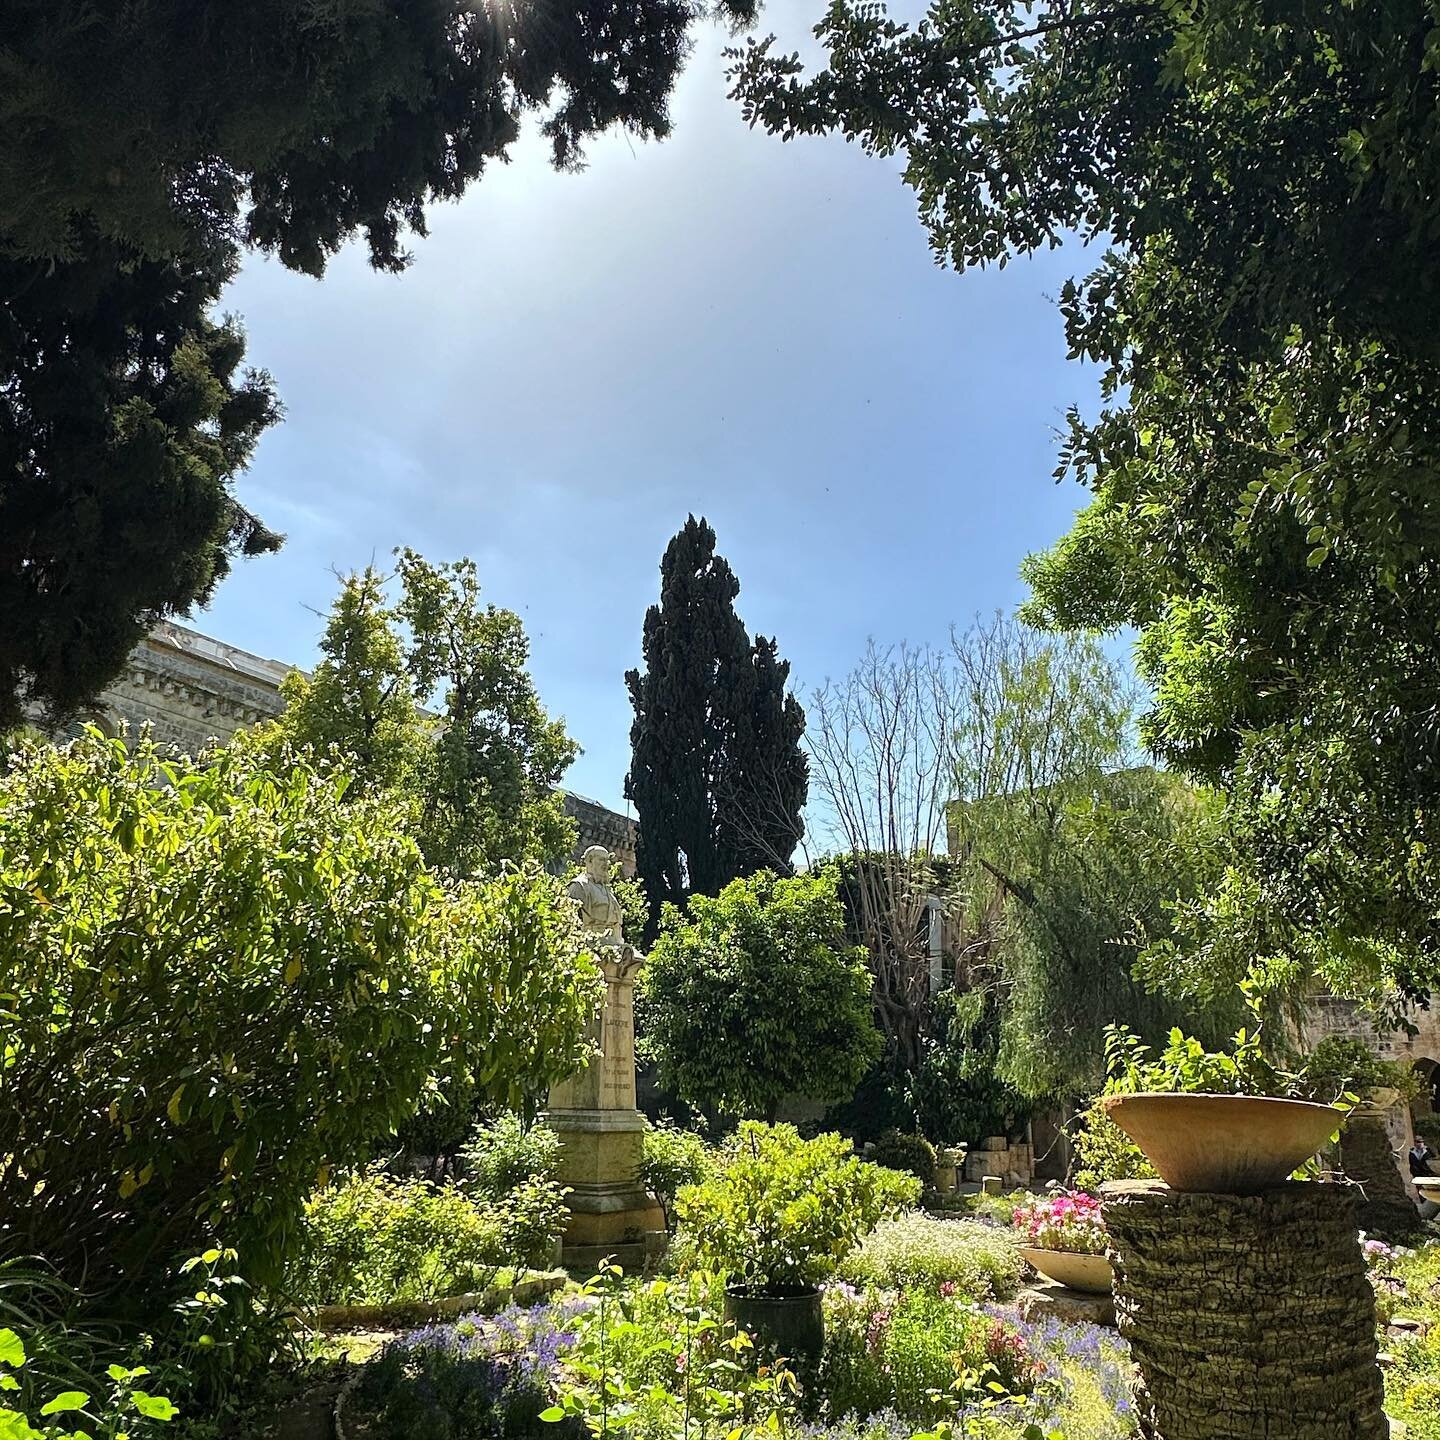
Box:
[0,1332,23,1368]
[130,1392,179,1421]
[39,1391,90,1415]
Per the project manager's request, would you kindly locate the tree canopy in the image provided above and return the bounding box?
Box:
[264,551,577,876]
[0,240,279,731]
[626,516,807,930]
[638,867,881,1120]
[730,0,1440,996]
[1,0,758,729]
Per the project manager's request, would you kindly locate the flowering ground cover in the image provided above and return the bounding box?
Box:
[1368,1233,1440,1439]
[345,1276,1139,1440]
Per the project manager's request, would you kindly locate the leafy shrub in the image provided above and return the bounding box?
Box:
[674,1124,918,1293]
[940,1191,1026,1228]
[837,1214,1021,1300]
[639,1122,713,1232]
[817,1285,1034,1427]
[639,869,882,1120]
[1296,1037,1421,1105]
[1414,1114,1440,1145]
[293,1168,567,1306]
[1068,1100,1156,1191]
[1101,1020,1288,1097]
[0,733,598,1335]
[462,1115,562,1202]
[545,1266,799,1440]
[869,1130,937,1189]
[904,989,1032,1145]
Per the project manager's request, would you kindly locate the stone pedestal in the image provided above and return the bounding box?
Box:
[1102,1180,1387,1439]
[545,944,663,1270]
[1018,1281,1115,1328]
[1341,1111,1424,1241]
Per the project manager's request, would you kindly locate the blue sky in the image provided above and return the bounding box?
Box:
[204,0,1104,815]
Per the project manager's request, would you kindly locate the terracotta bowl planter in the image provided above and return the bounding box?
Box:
[1019,1246,1112,1294]
[1100,1092,1342,1194]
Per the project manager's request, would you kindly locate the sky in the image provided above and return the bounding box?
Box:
[203,0,1105,816]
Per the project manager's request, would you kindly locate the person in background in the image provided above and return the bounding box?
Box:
[1409,1135,1435,1177]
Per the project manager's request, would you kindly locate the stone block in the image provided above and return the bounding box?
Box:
[1019,1282,1115,1329]
[981,1174,1003,1196]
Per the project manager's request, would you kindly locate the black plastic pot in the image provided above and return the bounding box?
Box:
[723,1284,823,1361]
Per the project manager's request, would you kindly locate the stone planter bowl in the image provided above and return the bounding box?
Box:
[1100,1092,1342,1194]
[1019,1246,1113,1294]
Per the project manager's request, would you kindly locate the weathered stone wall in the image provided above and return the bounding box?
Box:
[1301,993,1440,1074]
[1102,1180,1387,1440]
[51,622,291,750]
[1300,992,1440,1200]
[37,621,638,874]
[561,792,637,878]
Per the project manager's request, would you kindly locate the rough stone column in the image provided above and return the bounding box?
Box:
[1340,1111,1424,1241]
[1101,1181,1387,1440]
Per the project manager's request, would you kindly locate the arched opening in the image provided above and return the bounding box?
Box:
[1409,1057,1439,1159]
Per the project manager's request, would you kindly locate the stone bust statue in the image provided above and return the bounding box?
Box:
[567,844,625,946]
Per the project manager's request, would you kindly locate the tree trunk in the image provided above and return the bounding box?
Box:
[1101,1180,1387,1439]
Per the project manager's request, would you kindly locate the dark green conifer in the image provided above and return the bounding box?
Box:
[626,517,807,934]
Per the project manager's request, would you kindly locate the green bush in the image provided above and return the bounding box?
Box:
[673,1123,918,1292]
[1296,1036,1422,1105]
[1413,1114,1440,1144]
[936,1189,1027,1227]
[547,1268,802,1440]
[837,1213,1022,1299]
[292,1167,567,1306]
[639,1122,713,1232]
[818,1285,1033,1426]
[461,1115,562,1202]
[639,869,882,1120]
[868,1130,937,1189]
[0,733,598,1341]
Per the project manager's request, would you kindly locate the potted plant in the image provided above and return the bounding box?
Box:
[1098,1012,1346,1194]
[673,1122,918,1359]
[1012,1190,1112,1293]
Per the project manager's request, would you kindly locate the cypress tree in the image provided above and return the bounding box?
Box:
[625,517,808,934]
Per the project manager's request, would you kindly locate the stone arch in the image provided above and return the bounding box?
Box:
[1411,1055,1439,1120]
[86,709,121,739]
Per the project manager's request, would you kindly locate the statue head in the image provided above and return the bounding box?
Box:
[582,845,612,882]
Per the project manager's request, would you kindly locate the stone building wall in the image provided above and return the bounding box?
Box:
[41,621,637,875]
